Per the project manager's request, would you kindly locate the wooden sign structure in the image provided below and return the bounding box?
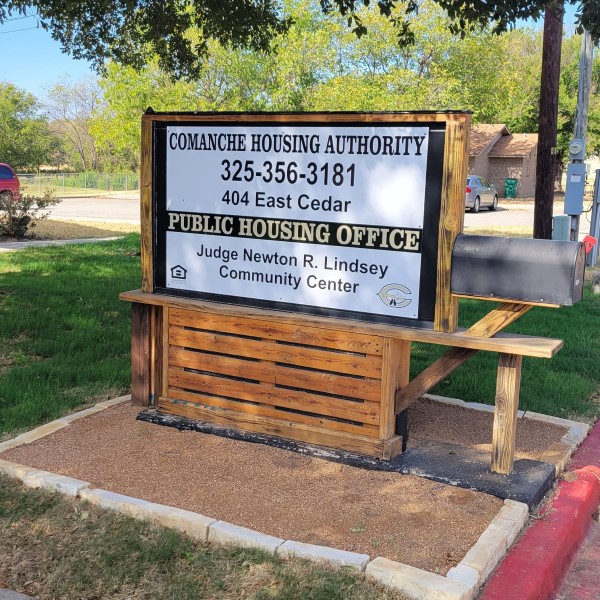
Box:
[121,110,572,475]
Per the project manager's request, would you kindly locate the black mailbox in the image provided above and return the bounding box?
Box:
[451,235,585,306]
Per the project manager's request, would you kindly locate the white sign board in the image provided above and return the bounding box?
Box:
[154,120,444,324]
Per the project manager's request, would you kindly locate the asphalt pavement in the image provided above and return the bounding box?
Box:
[44,195,593,240]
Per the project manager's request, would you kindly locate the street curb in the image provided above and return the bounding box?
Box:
[569,419,600,470]
[479,420,600,600]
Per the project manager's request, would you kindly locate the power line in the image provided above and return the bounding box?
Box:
[3,13,36,22]
[0,24,39,35]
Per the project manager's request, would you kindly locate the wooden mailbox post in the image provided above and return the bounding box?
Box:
[121,110,578,474]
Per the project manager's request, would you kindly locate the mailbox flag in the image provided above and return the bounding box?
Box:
[583,235,597,254]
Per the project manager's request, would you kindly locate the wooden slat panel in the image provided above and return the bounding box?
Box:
[158,396,399,459]
[122,291,563,358]
[169,327,383,378]
[169,346,382,402]
[163,391,380,438]
[169,368,380,425]
[170,308,383,355]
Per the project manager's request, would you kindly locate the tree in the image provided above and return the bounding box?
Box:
[44,76,102,171]
[92,0,334,168]
[2,1,599,79]
[1,1,291,80]
[0,83,58,170]
[90,1,587,169]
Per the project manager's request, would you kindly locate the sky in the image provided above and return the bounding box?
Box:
[0,12,94,98]
[0,4,581,100]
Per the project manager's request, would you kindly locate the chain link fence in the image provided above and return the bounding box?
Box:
[17,173,140,197]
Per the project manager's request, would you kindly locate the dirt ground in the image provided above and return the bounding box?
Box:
[0,397,570,575]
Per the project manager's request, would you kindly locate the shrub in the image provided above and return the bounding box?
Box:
[0,189,61,238]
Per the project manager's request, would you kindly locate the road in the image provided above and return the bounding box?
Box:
[47,194,592,238]
[47,194,141,224]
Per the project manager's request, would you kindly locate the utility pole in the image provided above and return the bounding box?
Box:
[563,30,594,241]
[534,3,564,240]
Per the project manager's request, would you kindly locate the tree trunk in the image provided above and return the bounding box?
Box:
[534,4,564,239]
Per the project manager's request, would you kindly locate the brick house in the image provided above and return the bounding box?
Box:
[469,124,538,198]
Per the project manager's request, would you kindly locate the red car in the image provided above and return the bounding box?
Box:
[0,163,21,202]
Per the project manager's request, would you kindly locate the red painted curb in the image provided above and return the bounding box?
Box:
[479,467,600,600]
[570,421,600,470]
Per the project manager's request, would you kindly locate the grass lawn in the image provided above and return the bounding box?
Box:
[0,474,407,600]
[1,232,599,437]
[0,227,598,599]
[0,234,140,437]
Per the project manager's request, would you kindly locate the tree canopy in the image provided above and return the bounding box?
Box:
[0,83,57,170]
[1,1,599,79]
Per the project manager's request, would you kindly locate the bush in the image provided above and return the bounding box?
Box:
[0,189,61,238]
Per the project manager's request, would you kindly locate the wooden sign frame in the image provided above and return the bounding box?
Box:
[140,111,471,333]
[123,111,568,472]
[123,110,483,464]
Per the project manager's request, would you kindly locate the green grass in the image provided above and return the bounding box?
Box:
[0,234,140,437]
[0,473,407,600]
[412,289,600,420]
[0,233,598,439]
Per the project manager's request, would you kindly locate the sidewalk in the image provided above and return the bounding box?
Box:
[0,237,121,252]
[479,420,600,600]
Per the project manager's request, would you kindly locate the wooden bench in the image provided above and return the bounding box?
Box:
[121,290,563,475]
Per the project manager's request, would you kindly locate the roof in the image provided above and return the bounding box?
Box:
[488,133,538,157]
[469,124,510,156]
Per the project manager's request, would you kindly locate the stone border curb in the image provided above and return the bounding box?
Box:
[278,540,370,571]
[79,488,216,542]
[0,395,130,454]
[523,411,590,474]
[0,448,534,600]
[365,498,529,600]
[366,557,474,600]
[21,471,89,496]
[0,394,565,599]
[208,520,284,553]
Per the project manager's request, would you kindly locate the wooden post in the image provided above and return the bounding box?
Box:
[131,303,164,407]
[140,116,154,293]
[434,115,470,333]
[380,339,410,441]
[131,303,151,407]
[491,353,523,474]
